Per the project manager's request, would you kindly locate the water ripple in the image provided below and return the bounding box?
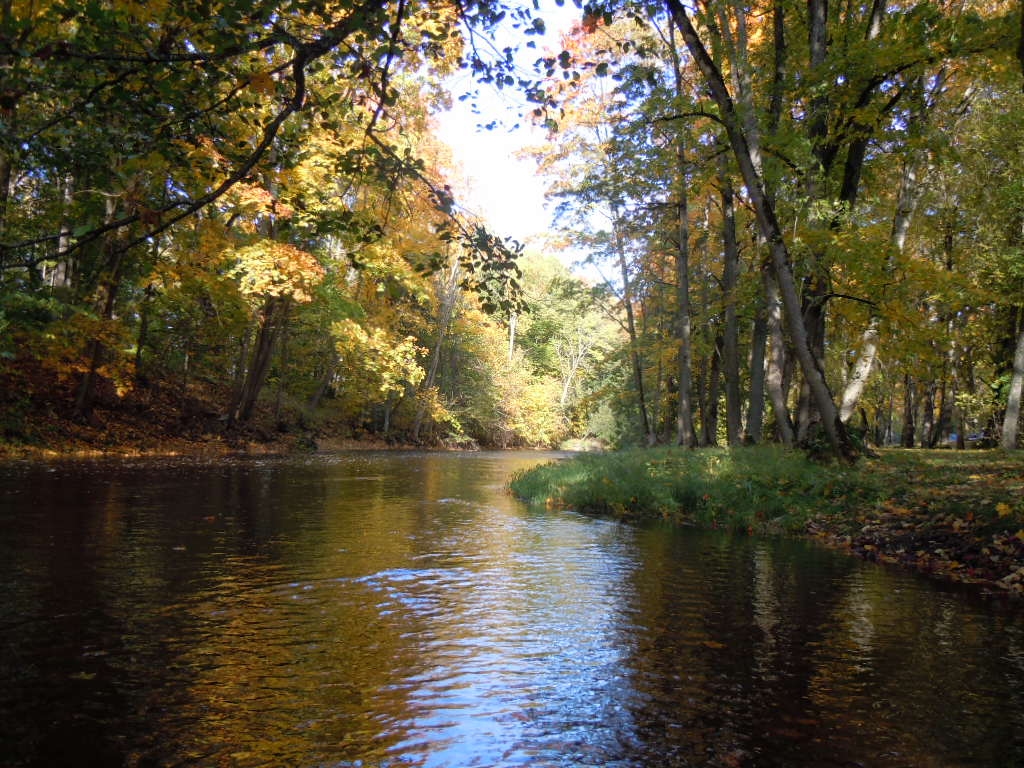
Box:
[1,452,1022,767]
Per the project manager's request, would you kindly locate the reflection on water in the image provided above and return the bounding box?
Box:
[1,451,1022,767]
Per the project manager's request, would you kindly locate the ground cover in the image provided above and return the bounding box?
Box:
[509,446,1024,596]
[0,362,301,459]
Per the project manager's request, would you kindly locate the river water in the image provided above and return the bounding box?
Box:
[0,451,1022,767]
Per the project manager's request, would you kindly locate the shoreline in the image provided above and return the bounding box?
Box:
[509,447,1024,600]
[5,436,1021,600]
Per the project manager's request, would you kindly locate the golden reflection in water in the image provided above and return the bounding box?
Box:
[2,454,1023,768]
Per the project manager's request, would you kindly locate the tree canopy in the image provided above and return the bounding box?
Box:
[1,0,1023,456]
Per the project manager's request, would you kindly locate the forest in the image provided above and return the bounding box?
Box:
[1,0,1023,460]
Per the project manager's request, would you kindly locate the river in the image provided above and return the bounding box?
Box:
[1,450,1022,767]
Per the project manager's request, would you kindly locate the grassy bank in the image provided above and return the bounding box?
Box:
[510,446,1024,595]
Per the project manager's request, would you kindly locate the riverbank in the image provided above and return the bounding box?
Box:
[0,365,455,460]
[509,446,1024,597]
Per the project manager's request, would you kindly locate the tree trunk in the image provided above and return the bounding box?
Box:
[744,303,768,443]
[559,335,593,410]
[674,137,695,447]
[273,324,290,425]
[929,377,951,448]
[232,324,253,401]
[763,266,795,445]
[0,59,13,273]
[702,337,722,447]
[796,276,828,437]
[508,312,517,362]
[719,159,743,446]
[919,383,935,449]
[665,17,695,447]
[413,251,460,441]
[901,374,916,447]
[52,174,76,291]
[1001,315,1024,449]
[74,198,125,420]
[134,288,152,382]
[839,321,879,423]
[612,213,654,445]
[839,75,930,421]
[308,359,338,412]
[666,0,857,462]
[800,0,832,433]
[230,296,291,424]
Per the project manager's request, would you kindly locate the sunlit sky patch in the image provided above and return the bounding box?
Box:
[435,2,585,262]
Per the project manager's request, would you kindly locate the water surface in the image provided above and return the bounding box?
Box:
[1,451,1021,767]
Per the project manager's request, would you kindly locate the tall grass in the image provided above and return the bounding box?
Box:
[509,445,884,533]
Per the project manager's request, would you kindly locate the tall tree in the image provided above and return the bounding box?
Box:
[665,0,858,461]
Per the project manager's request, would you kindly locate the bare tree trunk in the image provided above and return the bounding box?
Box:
[919,383,935,449]
[674,141,696,447]
[795,0,831,440]
[273,324,290,425]
[930,377,952,448]
[700,337,722,447]
[0,34,13,274]
[839,320,881,423]
[559,335,593,410]
[230,296,291,424]
[744,305,767,443]
[1002,314,1024,449]
[508,312,517,362]
[307,359,338,412]
[901,374,916,448]
[232,325,253,402]
[840,75,932,421]
[49,174,77,290]
[613,214,655,445]
[719,161,742,446]
[883,389,894,446]
[134,286,154,382]
[763,266,795,446]
[74,197,125,420]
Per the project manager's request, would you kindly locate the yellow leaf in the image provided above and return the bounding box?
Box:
[996,502,1012,518]
[248,71,276,95]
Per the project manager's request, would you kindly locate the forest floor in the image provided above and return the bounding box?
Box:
[805,450,1024,596]
[509,447,1024,598]
[0,363,400,460]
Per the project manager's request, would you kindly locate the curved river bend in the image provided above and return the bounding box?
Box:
[1,451,1022,767]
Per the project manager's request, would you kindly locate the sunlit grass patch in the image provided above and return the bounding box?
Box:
[510,445,882,533]
[510,447,1024,592]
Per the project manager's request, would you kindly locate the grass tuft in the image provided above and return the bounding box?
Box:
[510,445,883,533]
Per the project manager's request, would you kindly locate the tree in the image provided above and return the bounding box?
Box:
[663,0,858,461]
[0,0,536,436]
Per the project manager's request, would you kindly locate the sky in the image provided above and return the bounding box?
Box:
[432,3,584,263]
[434,80,552,247]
